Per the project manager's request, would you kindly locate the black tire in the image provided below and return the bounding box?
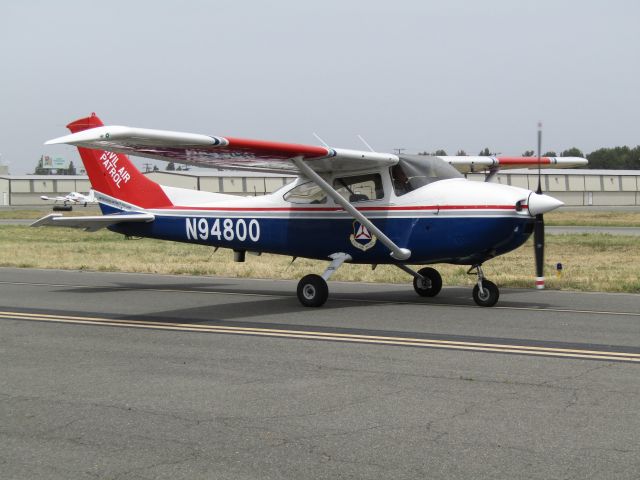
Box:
[413,267,443,297]
[297,274,329,307]
[472,280,500,307]
[52,205,73,212]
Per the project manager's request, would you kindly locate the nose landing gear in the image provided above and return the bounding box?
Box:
[469,265,499,307]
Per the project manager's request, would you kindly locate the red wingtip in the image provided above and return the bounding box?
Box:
[66,114,104,133]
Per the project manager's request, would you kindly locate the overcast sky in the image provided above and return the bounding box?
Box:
[1,0,638,174]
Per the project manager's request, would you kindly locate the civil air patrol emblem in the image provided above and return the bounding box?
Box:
[350,221,377,251]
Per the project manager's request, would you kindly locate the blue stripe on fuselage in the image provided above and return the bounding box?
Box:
[103,203,534,265]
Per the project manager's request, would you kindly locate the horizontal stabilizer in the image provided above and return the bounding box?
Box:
[31,213,155,232]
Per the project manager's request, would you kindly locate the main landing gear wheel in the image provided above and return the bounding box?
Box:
[297,274,329,308]
[413,267,443,297]
[472,280,499,307]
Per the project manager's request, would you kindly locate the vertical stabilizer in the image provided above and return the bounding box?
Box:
[66,113,171,209]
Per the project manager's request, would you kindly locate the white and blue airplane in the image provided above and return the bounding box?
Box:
[40,190,96,206]
[33,113,587,307]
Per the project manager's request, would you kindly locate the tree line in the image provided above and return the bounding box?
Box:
[419,146,640,170]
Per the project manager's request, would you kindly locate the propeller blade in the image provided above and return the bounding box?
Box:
[534,213,545,289]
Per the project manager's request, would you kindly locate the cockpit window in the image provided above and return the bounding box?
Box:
[283,181,328,204]
[333,173,384,202]
[391,155,463,196]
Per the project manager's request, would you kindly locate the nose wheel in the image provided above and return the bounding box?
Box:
[469,265,499,307]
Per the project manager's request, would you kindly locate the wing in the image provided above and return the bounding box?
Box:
[439,156,588,174]
[45,124,398,174]
[31,213,155,232]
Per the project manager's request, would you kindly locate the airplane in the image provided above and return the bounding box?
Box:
[40,190,96,206]
[32,113,587,307]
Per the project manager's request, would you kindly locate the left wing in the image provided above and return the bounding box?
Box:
[45,120,397,174]
[437,155,588,173]
[31,213,155,232]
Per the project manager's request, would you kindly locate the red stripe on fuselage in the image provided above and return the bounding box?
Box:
[161,205,520,212]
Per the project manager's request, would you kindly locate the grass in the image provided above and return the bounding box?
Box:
[545,210,640,227]
[0,225,638,293]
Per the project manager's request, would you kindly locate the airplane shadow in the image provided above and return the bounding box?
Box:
[50,280,556,327]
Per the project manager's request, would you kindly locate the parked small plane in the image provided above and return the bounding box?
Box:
[40,190,96,206]
[33,114,587,307]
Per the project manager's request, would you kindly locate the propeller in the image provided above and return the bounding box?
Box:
[534,122,545,289]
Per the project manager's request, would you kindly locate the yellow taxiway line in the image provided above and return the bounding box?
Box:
[1,310,639,363]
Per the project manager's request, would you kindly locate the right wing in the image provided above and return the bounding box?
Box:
[31,213,155,232]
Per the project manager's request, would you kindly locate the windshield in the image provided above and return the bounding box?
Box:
[391,154,463,196]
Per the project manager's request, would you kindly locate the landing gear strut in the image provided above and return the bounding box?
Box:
[469,265,499,307]
[296,253,351,307]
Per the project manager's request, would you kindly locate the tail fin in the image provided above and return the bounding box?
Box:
[67,113,172,209]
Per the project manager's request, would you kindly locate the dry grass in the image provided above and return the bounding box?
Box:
[1,226,638,293]
[545,210,640,227]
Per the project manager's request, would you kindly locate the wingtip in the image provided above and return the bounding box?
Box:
[44,136,66,146]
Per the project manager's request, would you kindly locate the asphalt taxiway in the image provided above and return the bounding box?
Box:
[1,267,639,479]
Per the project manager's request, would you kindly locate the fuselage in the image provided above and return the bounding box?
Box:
[103,168,538,266]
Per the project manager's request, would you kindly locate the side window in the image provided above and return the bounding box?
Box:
[283,182,328,204]
[333,174,384,202]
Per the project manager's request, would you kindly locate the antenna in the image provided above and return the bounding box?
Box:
[537,122,542,194]
[312,132,330,148]
[357,135,376,152]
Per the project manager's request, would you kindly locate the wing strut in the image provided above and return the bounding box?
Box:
[293,157,411,261]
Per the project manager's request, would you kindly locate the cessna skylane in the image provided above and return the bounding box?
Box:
[33,114,587,307]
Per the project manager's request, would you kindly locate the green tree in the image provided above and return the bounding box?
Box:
[587,146,640,169]
[560,147,584,158]
[478,148,493,156]
[456,150,467,156]
[433,149,447,156]
[166,162,175,171]
[522,150,535,157]
[543,151,557,157]
[66,160,77,175]
[34,156,48,175]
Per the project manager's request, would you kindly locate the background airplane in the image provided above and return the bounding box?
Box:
[40,190,96,206]
[33,113,587,307]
